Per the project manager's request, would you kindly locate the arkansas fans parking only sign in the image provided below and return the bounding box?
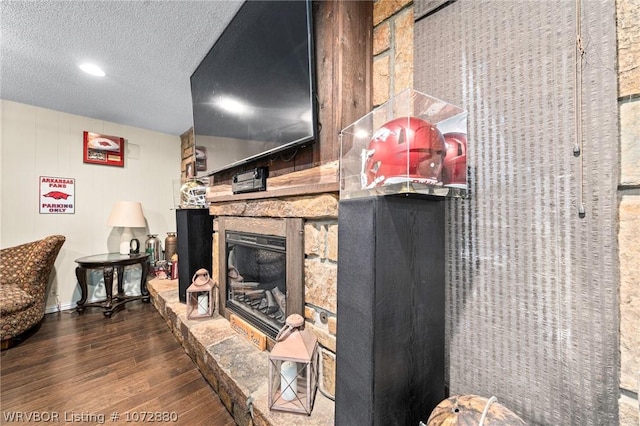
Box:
[39,176,75,214]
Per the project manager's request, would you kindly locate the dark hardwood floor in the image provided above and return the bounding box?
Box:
[0,301,235,426]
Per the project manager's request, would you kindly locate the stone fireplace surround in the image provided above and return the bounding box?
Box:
[212,193,339,392]
[217,216,304,342]
[148,191,339,426]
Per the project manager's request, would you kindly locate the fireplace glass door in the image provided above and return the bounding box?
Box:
[225,231,287,338]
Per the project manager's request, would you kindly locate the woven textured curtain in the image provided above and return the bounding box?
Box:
[414,1,619,424]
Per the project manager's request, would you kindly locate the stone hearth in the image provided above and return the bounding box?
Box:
[148,278,335,426]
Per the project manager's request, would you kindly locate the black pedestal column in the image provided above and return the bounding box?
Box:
[176,209,213,303]
[335,196,445,425]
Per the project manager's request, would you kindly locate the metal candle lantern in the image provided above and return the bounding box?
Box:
[186,268,216,319]
[268,314,319,415]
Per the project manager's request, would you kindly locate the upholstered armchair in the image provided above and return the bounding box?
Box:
[0,235,65,347]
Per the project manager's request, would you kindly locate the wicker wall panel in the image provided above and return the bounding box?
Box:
[414,0,451,20]
[414,1,619,424]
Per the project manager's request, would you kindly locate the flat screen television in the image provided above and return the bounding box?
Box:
[190,0,317,177]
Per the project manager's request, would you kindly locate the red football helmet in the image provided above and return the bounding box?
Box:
[442,132,467,186]
[363,116,445,188]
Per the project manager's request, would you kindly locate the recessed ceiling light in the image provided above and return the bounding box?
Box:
[79,63,105,77]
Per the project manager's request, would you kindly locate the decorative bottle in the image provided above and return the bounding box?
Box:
[145,234,162,264]
[165,232,177,262]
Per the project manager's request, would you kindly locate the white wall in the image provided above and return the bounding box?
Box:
[0,100,181,311]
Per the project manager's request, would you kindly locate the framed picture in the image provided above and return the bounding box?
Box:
[195,145,207,171]
[186,162,195,179]
[83,131,125,167]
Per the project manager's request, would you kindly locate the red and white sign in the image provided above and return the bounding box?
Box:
[39,176,75,214]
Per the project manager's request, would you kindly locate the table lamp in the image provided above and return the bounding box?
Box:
[106,201,146,255]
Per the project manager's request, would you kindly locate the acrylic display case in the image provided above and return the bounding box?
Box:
[339,89,468,200]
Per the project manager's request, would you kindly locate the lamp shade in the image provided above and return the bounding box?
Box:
[106,201,146,228]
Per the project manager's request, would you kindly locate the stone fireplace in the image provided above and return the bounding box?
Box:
[209,193,339,398]
[146,190,340,425]
[217,217,304,340]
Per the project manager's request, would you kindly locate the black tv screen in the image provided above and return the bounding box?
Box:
[190,0,316,177]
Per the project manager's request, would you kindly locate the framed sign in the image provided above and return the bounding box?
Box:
[40,176,75,214]
[83,131,125,167]
[195,145,207,172]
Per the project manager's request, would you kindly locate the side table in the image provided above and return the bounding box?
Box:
[75,253,150,317]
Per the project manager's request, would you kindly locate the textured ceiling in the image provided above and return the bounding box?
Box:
[0,0,244,136]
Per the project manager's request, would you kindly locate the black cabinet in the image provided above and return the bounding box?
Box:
[335,196,445,425]
[176,209,213,303]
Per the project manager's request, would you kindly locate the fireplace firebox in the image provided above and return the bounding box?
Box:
[226,232,287,337]
[217,217,304,341]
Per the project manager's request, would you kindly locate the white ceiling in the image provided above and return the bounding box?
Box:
[0,0,244,136]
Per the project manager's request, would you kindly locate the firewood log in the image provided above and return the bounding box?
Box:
[272,287,286,313]
[244,290,266,300]
[230,281,260,291]
[265,291,279,314]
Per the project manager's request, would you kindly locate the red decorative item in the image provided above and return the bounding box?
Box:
[442,132,467,186]
[171,259,179,280]
[83,131,125,167]
[364,116,445,187]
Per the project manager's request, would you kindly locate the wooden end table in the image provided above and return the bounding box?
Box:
[75,253,150,317]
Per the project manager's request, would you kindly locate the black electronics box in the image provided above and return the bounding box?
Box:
[232,167,268,194]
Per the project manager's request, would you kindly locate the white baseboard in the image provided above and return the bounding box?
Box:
[45,301,75,314]
[44,297,108,314]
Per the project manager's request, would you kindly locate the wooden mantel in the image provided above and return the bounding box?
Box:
[206,161,339,203]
